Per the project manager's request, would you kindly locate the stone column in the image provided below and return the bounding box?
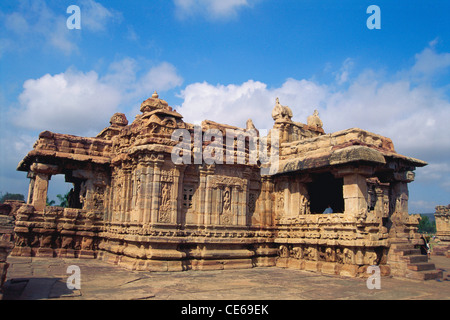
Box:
[198,165,215,226]
[260,176,273,227]
[204,176,213,225]
[27,172,35,204]
[232,186,239,225]
[136,164,147,223]
[32,173,50,211]
[239,184,248,226]
[175,165,186,225]
[150,155,164,223]
[29,163,59,211]
[143,163,154,224]
[336,166,373,217]
[123,168,132,222]
[388,171,415,238]
[197,167,207,226]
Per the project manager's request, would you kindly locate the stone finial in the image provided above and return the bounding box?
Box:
[140,91,170,113]
[246,119,256,130]
[109,113,128,127]
[271,98,293,122]
[307,109,323,129]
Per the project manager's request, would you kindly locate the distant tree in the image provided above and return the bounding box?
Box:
[56,192,69,208]
[0,192,25,203]
[418,215,436,234]
[46,197,55,206]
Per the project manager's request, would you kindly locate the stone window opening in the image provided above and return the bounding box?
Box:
[307,173,344,214]
[47,174,83,209]
[182,185,194,210]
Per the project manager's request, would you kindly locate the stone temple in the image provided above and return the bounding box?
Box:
[4,92,443,281]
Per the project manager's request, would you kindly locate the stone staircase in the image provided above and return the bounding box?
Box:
[388,241,443,281]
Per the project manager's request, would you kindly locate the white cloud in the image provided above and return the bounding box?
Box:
[176,47,450,167]
[79,0,122,32]
[176,78,328,128]
[174,0,255,20]
[0,0,121,55]
[412,44,450,76]
[13,60,183,136]
[335,58,354,85]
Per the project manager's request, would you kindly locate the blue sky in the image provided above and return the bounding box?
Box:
[1,0,449,212]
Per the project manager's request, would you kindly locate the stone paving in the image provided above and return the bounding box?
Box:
[2,255,450,300]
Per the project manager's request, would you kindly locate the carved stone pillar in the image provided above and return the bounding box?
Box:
[175,165,186,225]
[335,166,373,217]
[27,172,35,204]
[204,176,213,225]
[136,164,147,223]
[143,163,154,224]
[29,163,59,211]
[261,176,273,227]
[388,171,415,238]
[239,184,247,226]
[32,173,50,211]
[197,167,207,226]
[123,167,132,222]
[199,165,215,226]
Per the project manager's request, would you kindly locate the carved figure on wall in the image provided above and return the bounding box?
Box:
[325,247,335,262]
[134,176,141,207]
[159,182,172,223]
[15,234,28,247]
[223,187,231,213]
[278,245,289,258]
[336,248,344,264]
[303,247,315,260]
[81,237,93,250]
[40,234,52,248]
[300,194,311,215]
[276,190,284,210]
[61,236,73,249]
[343,248,354,264]
[161,183,170,208]
[292,246,303,259]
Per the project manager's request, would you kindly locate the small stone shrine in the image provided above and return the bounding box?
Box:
[434,205,450,257]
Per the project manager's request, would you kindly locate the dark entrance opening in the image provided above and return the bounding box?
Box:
[308,172,344,214]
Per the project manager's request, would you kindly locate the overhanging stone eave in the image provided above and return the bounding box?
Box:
[274,145,386,175]
[381,152,428,168]
[16,149,111,173]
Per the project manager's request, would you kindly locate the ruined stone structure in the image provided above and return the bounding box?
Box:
[0,201,16,299]
[434,205,450,257]
[9,92,442,280]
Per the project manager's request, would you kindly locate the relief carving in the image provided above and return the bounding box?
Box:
[159,182,172,223]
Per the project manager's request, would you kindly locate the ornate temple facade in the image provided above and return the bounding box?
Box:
[9,92,443,279]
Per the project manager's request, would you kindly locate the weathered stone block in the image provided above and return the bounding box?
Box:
[339,264,359,277]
